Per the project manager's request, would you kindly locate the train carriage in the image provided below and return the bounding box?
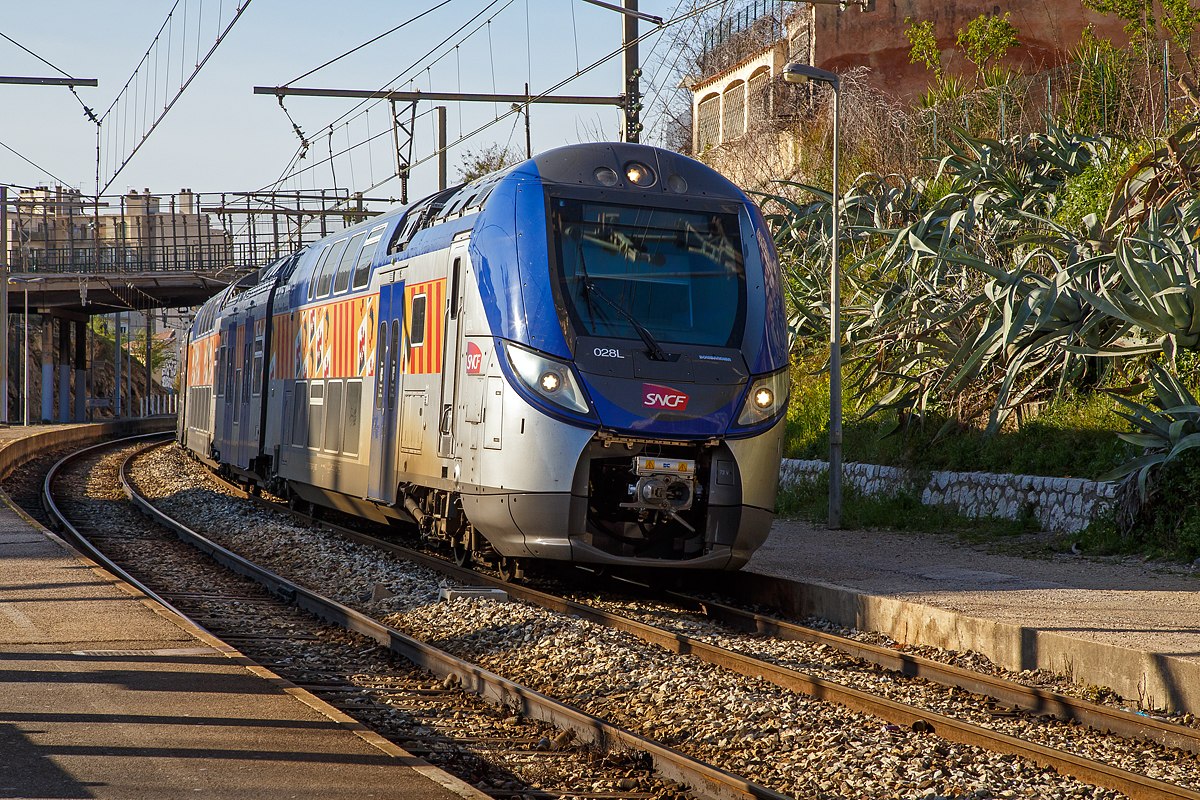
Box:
[179,142,789,577]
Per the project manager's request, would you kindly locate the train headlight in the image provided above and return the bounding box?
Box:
[624,161,656,187]
[505,342,592,415]
[737,367,790,426]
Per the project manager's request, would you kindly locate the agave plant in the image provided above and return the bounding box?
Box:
[762,114,1200,450]
[1105,122,1200,233]
[1073,202,1200,363]
[1100,363,1200,500]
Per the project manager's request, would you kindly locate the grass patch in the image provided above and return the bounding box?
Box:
[784,359,1135,480]
[776,471,1040,539]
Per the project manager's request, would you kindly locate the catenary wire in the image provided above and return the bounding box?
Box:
[282,0,456,87]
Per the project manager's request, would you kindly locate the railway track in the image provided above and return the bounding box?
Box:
[128,441,1200,800]
[37,434,787,800]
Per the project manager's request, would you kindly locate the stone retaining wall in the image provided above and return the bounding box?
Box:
[779,459,1117,533]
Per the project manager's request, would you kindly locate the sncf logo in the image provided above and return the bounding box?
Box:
[643,383,689,411]
[465,341,483,375]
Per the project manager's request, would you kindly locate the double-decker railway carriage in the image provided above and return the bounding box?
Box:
[179,142,788,579]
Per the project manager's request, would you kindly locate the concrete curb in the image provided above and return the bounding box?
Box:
[720,569,1200,714]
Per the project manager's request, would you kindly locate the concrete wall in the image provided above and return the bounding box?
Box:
[0,419,175,483]
[779,458,1117,533]
[813,0,1131,99]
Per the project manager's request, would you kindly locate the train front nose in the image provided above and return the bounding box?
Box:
[572,341,748,438]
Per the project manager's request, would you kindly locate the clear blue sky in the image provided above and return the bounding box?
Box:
[0,1,700,205]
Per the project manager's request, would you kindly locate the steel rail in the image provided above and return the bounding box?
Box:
[41,433,191,621]
[118,443,789,800]
[680,593,1200,755]
[192,458,1200,800]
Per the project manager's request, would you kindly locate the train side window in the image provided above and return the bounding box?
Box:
[293,382,308,446]
[306,244,333,301]
[308,381,325,450]
[225,338,236,399]
[449,258,461,320]
[410,294,427,347]
[343,380,362,456]
[387,321,399,409]
[374,322,387,407]
[316,239,349,298]
[214,345,225,397]
[251,335,264,397]
[352,224,388,289]
[241,335,253,406]
[281,388,293,446]
[333,231,367,294]
[324,380,344,453]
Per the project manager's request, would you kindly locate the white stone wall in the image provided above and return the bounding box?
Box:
[778,459,1117,533]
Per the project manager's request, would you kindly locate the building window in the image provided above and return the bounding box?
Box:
[697,93,721,151]
[748,67,771,126]
[722,81,746,141]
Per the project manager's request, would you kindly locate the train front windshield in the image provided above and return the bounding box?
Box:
[551,198,747,348]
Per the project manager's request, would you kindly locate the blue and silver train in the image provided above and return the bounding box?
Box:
[178,142,788,578]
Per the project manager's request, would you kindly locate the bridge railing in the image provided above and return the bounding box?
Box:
[2,187,394,276]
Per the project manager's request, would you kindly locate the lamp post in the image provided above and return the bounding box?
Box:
[11,277,45,427]
[783,62,843,529]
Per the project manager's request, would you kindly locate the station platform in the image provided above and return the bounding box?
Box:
[0,421,483,800]
[743,519,1200,716]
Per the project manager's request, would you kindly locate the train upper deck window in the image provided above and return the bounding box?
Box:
[307,244,333,301]
[351,224,388,289]
[550,198,747,348]
[333,232,367,294]
[387,208,425,256]
[316,238,349,298]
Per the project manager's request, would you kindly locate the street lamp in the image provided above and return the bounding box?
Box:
[11,276,45,427]
[783,62,843,529]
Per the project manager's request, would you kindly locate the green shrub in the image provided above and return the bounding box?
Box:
[1078,449,1200,561]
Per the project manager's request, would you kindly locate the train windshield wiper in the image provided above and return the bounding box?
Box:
[582,278,669,361]
[572,229,668,361]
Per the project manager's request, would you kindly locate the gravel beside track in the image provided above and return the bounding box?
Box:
[41,441,697,800]
[126,442,1200,799]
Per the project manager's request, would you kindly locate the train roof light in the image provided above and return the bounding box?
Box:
[624,162,655,187]
[594,167,619,187]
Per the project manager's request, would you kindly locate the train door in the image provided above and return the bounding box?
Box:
[438,242,469,458]
[230,321,246,464]
[367,278,404,503]
[218,321,237,459]
[235,316,258,468]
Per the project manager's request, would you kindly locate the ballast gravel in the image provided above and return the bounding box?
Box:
[129,443,1197,800]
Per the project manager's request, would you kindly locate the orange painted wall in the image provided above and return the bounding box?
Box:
[812,0,1132,99]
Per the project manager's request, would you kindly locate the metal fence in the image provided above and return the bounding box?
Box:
[2,187,396,275]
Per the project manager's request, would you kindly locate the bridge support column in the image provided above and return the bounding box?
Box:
[74,319,87,422]
[40,316,52,423]
[114,312,122,418]
[57,317,70,423]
